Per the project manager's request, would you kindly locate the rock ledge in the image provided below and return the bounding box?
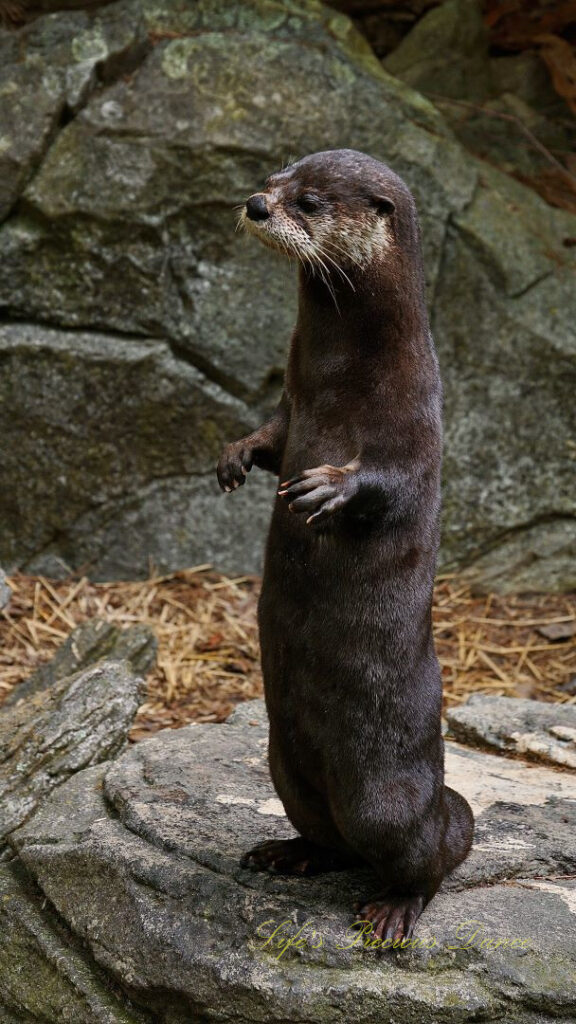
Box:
[5,699,576,1023]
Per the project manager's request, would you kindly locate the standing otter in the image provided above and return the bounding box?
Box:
[217,149,473,943]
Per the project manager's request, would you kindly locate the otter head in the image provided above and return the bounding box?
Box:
[239,149,413,282]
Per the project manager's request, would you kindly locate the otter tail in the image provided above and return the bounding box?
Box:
[444,787,474,873]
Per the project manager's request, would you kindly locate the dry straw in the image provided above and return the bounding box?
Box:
[0,570,574,742]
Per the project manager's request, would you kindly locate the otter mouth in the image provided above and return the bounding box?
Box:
[241,203,357,286]
[240,205,359,308]
[239,206,314,263]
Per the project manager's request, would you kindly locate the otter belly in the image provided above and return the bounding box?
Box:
[258,511,442,800]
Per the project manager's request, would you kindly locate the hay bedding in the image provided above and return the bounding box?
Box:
[0,570,574,743]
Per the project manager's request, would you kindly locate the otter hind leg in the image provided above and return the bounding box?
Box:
[242,726,364,874]
[240,837,362,876]
[348,785,474,944]
[355,892,425,943]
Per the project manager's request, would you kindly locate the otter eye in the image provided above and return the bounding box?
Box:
[297,193,322,214]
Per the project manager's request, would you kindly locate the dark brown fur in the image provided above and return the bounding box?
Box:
[217,150,473,944]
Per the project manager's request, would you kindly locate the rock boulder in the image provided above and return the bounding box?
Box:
[0,855,149,1024]
[0,0,573,587]
[6,699,576,1023]
[0,659,143,841]
[446,694,576,769]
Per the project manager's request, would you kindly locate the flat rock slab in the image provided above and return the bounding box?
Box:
[0,659,143,841]
[447,694,576,770]
[0,855,148,1024]
[10,701,576,1024]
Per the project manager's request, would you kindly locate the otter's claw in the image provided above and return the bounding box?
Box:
[355,893,425,945]
[278,464,352,524]
[217,443,253,492]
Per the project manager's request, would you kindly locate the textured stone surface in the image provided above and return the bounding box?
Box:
[3,618,157,707]
[0,0,149,221]
[0,855,149,1024]
[382,0,576,187]
[0,0,574,586]
[0,324,276,577]
[435,165,576,588]
[383,0,493,101]
[8,700,576,1023]
[0,659,143,841]
[446,694,576,769]
[0,569,10,610]
[0,0,463,388]
[458,518,576,595]
[0,608,149,1021]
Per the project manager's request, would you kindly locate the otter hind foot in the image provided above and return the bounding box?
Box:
[355,893,425,944]
[240,837,357,876]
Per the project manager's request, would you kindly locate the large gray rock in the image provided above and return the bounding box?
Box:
[0,855,150,1024]
[446,694,576,769]
[3,617,157,707]
[436,165,576,587]
[383,0,576,218]
[0,0,573,587]
[0,0,463,394]
[0,0,149,222]
[0,610,149,1020]
[0,325,276,577]
[0,659,143,841]
[8,700,576,1023]
[383,0,493,102]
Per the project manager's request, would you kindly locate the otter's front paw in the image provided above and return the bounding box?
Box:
[217,442,253,492]
[278,464,354,524]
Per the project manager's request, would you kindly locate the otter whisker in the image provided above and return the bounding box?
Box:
[322,238,364,271]
[311,251,341,314]
[296,237,346,310]
[314,244,356,294]
[317,250,355,291]
[320,237,364,271]
[314,241,352,271]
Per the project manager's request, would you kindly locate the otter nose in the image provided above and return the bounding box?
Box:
[246,194,269,222]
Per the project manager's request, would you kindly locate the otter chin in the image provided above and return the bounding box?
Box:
[218,149,474,943]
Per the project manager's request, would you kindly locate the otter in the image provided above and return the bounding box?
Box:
[217,149,473,943]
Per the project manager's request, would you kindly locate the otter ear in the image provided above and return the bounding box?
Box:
[372,195,395,216]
